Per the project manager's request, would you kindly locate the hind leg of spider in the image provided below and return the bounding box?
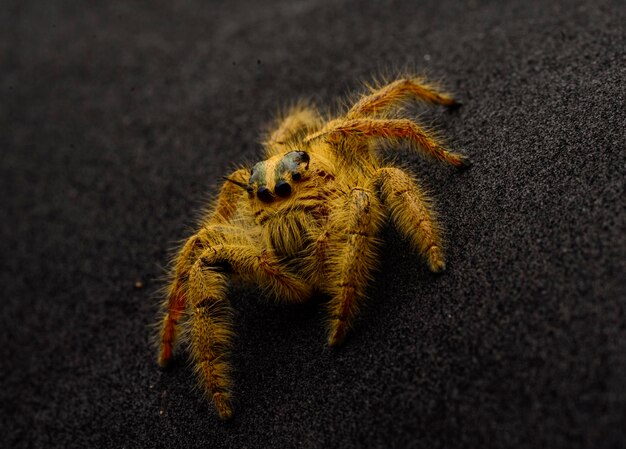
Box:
[310,117,470,168]
[326,187,384,346]
[347,77,459,119]
[264,103,323,156]
[187,243,311,418]
[376,167,446,273]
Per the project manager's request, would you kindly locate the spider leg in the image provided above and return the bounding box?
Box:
[264,103,323,156]
[347,77,459,118]
[157,280,186,367]
[307,118,470,167]
[326,187,384,346]
[187,243,311,419]
[158,169,250,367]
[376,167,446,273]
[186,253,234,419]
[158,227,224,367]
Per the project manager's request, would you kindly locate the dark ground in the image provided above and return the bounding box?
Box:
[2,0,625,448]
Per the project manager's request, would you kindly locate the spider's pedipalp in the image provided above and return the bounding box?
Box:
[376,166,446,273]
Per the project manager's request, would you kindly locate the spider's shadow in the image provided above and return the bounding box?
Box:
[231,283,328,347]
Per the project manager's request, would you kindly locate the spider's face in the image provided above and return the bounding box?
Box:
[247,151,310,203]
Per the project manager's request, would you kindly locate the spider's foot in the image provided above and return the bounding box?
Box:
[213,392,233,420]
[327,320,348,347]
[446,151,472,170]
[440,150,471,169]
[427,246,446,273]
[457,154,472,170]
[447,99,463,111]
[157,346,173,368]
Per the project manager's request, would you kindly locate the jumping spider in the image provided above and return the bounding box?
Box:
[157,76,470,419]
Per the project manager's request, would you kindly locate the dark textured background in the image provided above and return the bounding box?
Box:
[2,0,625,447]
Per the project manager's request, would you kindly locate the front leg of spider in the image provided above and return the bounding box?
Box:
[187,242,311,419]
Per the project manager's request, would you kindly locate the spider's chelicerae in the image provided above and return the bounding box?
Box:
[157,76,470,419]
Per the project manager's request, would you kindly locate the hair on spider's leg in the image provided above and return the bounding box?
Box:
[157,280,187,367]
[157,233,208,367]
[326,187,384,346]
[187,257,235,420]
[157,222,234,368]
[376,166,446,273]
[187,241,312,418]
[347,76,460,119]
[158,167,249,368]
[322,117,470,168]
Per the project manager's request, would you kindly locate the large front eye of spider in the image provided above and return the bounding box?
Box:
[274,180,292,197]
[256,186,273,203]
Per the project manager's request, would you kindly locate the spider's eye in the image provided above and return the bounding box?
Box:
[291,172,301,181]
[274,180,292,197]
[257,186,273,203]
[297,151,310,167]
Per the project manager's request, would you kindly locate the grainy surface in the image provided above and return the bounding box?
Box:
[2,0,625,447]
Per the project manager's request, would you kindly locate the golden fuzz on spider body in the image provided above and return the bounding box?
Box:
[156,75,470,419]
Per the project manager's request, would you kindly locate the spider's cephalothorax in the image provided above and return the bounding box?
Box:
[156,76,470,419]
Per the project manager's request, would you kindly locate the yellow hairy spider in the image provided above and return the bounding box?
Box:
[156,76,470,419]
